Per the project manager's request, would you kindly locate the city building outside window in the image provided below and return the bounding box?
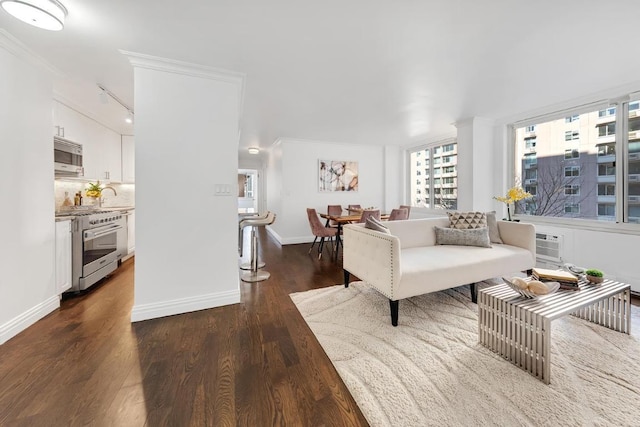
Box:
[408,140,458,210]
[513,95,640,223]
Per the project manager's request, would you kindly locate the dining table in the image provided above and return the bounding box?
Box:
[319,211,390,260]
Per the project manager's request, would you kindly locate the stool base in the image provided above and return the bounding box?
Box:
[241,270,271,282]
[240,261,265,270]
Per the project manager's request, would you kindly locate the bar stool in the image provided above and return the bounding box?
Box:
[239,212,269,270]
[240,212,276,283]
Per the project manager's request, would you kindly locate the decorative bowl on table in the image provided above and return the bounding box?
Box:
[586,275,604,284]
[502,277,560,299]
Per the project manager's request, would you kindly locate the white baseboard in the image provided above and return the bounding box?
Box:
[0,296,60,345]
[265,226,316,245]
[130,288,241,322]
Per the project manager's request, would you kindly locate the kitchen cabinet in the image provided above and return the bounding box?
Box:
[121,136,135,183]
[52,101,86,143]
[55,220,72,294]
[83,128,122,182]
[53,99,124,182]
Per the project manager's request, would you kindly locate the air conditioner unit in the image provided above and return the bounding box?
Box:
[629,131,640,140]
[629,196,640,202]
[535,233,563,263]
[630,110,639,118]
[630,174,640,182]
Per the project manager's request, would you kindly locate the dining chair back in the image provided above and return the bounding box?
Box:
[388,208,409,221]
[306,208,338,259]
[400,205,412,218]
[327,204,343,227]
[358,209,381,223]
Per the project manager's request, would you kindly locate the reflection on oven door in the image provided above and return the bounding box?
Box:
[83,223,121,277]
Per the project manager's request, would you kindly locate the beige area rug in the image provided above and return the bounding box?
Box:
[290,281,640,427]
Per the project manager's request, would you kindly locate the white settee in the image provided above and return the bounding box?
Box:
[342,217,536,326]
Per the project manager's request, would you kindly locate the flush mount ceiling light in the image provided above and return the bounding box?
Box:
[248,147,260,155]
[0,0,67,31]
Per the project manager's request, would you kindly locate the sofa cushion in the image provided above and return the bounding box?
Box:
[485,211,503,244]
[447,211,487,229]
[434,225,491,248]
[365,216,390,234]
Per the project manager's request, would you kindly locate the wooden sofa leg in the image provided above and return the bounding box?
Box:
[344,270,351,287]
[470,283,478,304]
[389,300,399,326]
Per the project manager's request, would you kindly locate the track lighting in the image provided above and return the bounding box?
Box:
[97,84,134,125]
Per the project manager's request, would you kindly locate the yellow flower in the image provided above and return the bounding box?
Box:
[494,186,533,205]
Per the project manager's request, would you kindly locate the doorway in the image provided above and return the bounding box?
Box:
[238,169,258,213]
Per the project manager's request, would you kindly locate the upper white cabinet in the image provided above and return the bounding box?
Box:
[53,100,124,182]
[55,220,72,295]
[52,101,86,143]
[121,136,135,183]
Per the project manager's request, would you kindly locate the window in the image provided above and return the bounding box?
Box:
[598,204,615,216]
[524,153,537,168]
[408,140,457,210]
[598,144,615,156]
[525,137,537,149]
[565,115,579,123]
[564,149,579,159]
[565,185,580,195]
[565,131,579,141]
[598,107,616,117]
[564,166,579,177]
[525,185,537,196]
[598,163,615,176]
[525,169,537,180]
[597,123,616,137]
[565,203,580,214]
[598,184,615,196]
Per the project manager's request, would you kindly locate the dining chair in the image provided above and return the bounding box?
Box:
[358,209,381,223]
[306,208,338,259]
[388,208,409,221]
[327,204,343,228]
[347,204,362,214]
[400,205,412,218]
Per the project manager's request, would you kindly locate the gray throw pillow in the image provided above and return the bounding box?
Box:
[365,216,390,234]
[433,226,491,248]
[485,211,503,244]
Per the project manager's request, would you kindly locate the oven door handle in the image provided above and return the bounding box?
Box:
[84,224,123,241]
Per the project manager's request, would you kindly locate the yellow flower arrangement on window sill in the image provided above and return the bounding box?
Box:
[494,186,533,221]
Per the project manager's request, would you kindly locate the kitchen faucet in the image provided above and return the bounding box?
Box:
[98,186,117,207]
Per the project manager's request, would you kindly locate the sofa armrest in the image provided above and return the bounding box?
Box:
[343,224,401,300]
[497,220,536,260]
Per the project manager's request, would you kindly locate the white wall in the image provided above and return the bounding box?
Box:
[0,33,58,344]
[267,138,386,244]
[266,142,283,222]
[126,53,244,321]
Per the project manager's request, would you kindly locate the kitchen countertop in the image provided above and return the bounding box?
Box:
[101,206,135,212]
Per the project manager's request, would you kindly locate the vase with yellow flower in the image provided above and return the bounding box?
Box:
[85,182,102,206]
[494,186,533,221]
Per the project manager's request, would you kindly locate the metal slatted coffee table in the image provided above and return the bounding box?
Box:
[478,278,631,384]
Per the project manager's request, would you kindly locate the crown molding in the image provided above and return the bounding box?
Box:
[0,29,60,75]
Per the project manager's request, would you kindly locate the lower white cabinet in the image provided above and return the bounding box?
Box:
[55,220,72,294]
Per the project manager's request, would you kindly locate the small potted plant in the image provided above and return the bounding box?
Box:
[585,269,604,284]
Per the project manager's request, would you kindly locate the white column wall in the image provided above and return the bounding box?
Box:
[383,145,402,212]
[455,117,496,212]
[0,34,58,344]
[128,54,243,322]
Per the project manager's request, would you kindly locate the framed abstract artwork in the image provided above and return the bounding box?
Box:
[319,160,359,192]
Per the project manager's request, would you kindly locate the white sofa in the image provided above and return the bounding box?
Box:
[342,217,536,326]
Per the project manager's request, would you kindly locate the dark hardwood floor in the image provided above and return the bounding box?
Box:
[1,230,638,426]
[0,231,368,427]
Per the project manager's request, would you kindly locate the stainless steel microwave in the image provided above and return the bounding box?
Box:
[54,137,83,176]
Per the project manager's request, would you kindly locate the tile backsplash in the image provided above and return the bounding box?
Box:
[55,181,135,210]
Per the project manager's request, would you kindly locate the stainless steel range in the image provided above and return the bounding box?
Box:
[58,210,127,292]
